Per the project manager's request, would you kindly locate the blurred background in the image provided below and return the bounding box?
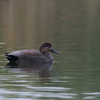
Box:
[0,0,100,100]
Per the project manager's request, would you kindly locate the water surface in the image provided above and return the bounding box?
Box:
[0,0,100,100]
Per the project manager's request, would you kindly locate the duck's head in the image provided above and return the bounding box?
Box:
[39,42,58,54]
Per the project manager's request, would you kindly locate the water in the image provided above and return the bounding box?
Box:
[0,0,100,100]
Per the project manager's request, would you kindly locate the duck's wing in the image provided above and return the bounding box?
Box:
[4,50,47,62]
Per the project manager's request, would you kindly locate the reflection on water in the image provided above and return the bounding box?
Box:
[0,60,99,100]
[1,62,73,100]
[6,62,53,78]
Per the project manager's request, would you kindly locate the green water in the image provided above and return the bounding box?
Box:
[0,0,100,100]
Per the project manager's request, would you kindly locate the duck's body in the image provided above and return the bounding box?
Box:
[5,43,58,63]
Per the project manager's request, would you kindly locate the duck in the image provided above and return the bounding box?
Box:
[4,42,58,63]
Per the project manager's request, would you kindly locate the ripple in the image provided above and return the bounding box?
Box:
[15,75,29,78]
[82,92,100,99]
[0,88,76,99]
[0,43,6,44]
[83,92,100,95]
[83,96,95,99]
[11,80,28,83]
[27,86,71,91]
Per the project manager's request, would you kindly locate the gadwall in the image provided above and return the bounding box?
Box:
[5,42,58,63]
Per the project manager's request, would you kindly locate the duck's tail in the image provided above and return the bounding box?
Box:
[4,53,9,56]
[4,53,18,62]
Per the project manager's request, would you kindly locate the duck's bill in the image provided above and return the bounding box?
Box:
[50,49,58,54]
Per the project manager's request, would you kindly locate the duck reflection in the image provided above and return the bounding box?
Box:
[6,62,53,78]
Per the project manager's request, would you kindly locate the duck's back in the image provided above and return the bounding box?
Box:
[5,50,53,63]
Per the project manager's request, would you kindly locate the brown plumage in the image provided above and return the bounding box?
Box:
[5,42,58,63]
